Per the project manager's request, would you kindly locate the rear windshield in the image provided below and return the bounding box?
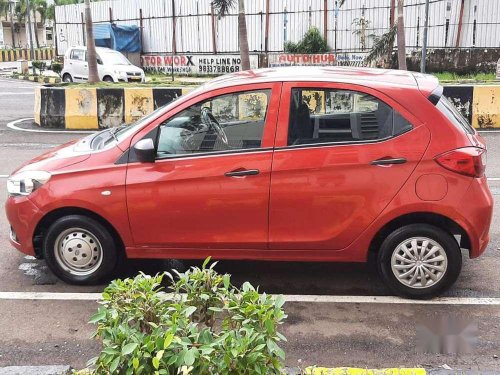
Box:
[436,96,475,134]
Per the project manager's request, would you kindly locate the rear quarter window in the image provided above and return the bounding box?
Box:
[436,96,475,134]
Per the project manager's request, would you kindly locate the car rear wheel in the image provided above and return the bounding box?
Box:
[43,215,119,285]
[62,73,73,83]
[103,76,114,82]
[377,224,462,299]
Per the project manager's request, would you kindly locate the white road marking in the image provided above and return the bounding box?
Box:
[487,177,500,181]
[6,118,93,134]
[0,92,34,95]
[0,291,500,305]
[0,175,8,178]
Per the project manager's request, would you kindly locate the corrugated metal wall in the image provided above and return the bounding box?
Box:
[54,0,500,55]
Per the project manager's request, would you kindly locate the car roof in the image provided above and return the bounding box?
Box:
[68,46,118,53]
[202,66,439,97]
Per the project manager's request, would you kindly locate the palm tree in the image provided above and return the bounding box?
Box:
[84,0,99,82]
[211,0,250,71]
[0,0,15,47]
[365,0,407,69]
[396,0,407,70]
[33,0,48,47]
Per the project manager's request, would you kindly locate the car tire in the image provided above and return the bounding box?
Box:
[42,215,119,285]
[377,224,462,299]
[62,73,73,83]
[103,76,114,82]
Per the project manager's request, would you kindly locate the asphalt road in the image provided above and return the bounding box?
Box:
[1,77,500,372]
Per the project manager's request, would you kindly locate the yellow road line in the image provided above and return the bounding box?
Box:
[306,368,426,375]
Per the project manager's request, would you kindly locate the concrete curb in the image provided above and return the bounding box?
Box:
[34,86,192,129]
[0,48,56,63]
[33,84,500,130]
[0,365,71,375]
[304,368,426,375]
[13,75,61,84]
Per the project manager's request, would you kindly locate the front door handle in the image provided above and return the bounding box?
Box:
[225,169,260,177]
[371,157,407,166]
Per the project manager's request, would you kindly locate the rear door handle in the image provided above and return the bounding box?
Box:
[371,157,407,166]
[225,169,260,177]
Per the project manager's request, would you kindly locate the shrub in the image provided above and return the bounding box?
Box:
[284,27,330,54]
[32,60,46,74]
[50,61,63,76]
[89,258,287,374]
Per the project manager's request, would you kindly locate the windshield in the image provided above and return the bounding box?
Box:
[100,51,132,66]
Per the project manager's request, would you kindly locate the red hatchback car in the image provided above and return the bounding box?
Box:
[6,67,492,298]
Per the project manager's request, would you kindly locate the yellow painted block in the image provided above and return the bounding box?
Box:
[472,85,500,129]
[65,88,99,130]
[182,87,193,96]
[124,88,154,124]
[34,87,41,125]
[306,368,426,375]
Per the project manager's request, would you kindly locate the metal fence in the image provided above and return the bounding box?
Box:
[54,0,500,56]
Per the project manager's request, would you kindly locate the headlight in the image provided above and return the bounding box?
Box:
[7,171,51,197]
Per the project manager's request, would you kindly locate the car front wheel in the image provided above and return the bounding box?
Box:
[62,73,73,83]
[43,215,119,285]
[377,224,462,299]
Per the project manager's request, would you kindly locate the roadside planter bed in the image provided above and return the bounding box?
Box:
[34,83,500,130]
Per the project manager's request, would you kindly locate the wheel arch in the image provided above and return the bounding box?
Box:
[33,207,125,259]
[368,212,471,260]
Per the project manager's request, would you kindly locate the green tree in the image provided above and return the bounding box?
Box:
[0,0,16,47]
[284,27,330,54]
[212,0,250,71]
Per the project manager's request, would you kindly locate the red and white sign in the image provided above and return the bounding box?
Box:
[141,54,258,75]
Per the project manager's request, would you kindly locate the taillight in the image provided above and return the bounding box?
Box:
[435,147,486,178]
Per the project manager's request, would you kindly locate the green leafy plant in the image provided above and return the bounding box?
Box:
[89,258,287,374]
[284,27,330,54]
[32,60,46,75]
[50,61,63,76]
[365,25,397,66]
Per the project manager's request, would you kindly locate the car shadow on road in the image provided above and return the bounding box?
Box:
[119,258,390,296]
[18,256,390,296]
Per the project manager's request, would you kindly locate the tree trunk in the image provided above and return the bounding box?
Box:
[84,0,99,83]
[396,0,407,70]
[237,0,250,71]
[9,7,16,47]
[32,9,40,48]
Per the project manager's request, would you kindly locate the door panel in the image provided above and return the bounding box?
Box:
[269,83,431,250]
[126,83,282,250]
[126,151,273,248]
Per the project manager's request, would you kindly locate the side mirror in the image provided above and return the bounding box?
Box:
[133,138,155,163]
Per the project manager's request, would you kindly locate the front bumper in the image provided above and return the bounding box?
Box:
[5,195,44,256]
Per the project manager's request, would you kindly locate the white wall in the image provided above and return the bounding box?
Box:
[54,0,500,56]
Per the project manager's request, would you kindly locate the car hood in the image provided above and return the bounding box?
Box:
[113,64,143,73]
[10,139,93,176]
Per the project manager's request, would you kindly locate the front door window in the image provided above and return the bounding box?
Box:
[156,89,271,158]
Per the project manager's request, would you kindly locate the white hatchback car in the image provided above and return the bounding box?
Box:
[61,46,145,83]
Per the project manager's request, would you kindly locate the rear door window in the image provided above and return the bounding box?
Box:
[287,88,413,146]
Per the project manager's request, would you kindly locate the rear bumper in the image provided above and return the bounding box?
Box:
[460,177,493,258]
[5,196,44,256]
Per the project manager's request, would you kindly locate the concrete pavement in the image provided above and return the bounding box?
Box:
[1,77,500,372]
